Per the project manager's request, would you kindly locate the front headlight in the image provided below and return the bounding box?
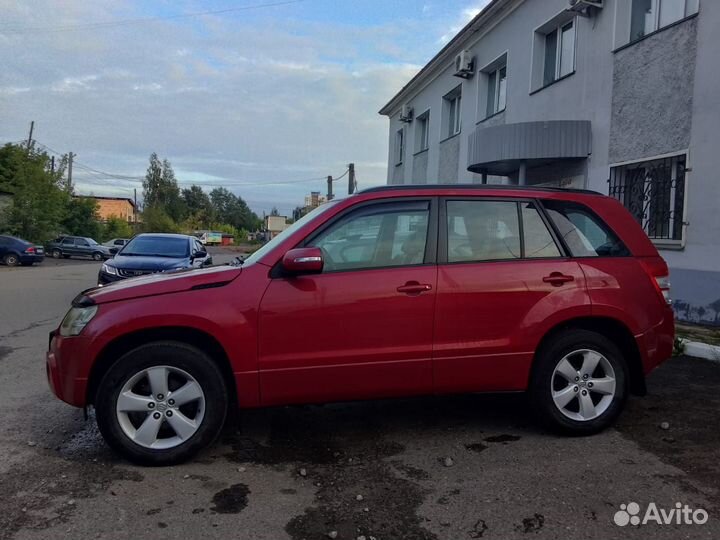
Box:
[59,306,98,337]
[101,263,117,275]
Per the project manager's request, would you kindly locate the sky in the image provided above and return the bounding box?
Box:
[0,0,490,216]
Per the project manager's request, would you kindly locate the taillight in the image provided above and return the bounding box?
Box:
[640,258,671,305]
[24,247,36,254]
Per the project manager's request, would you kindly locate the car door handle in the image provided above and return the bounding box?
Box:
[397,281,433,295]
[543,272,575,286]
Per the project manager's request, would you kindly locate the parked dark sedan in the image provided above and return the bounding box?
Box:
[98,233,212,285]
[46,236,112,261]
[0,235,45,266]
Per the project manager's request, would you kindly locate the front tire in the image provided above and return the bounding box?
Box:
[530,329,627,435]
[95,341,228,465]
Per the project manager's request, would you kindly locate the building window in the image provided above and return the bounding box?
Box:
[394,128,404,165]
[443,86,462,139]
[543,20,575,86]
[485,62,507,118]
[415,110,429,153]
[608,154,687,243]
[630,0,692,42]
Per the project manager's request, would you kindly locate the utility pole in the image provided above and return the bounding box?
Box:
[348,162,356,194]
[26,121,34,153]
[67,152,74,191]
[50,156,55,173]
[134,188,138,224]
[327,175,334,201]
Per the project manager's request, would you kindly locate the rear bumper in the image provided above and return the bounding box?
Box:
[20,254,44,264]
[46,331,90,407]
[636,310,675,375]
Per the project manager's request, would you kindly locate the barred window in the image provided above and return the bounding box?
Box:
[608,155,686,242]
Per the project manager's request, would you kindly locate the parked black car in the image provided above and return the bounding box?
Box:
[0,235,45,266]
[46,236,112,261]
[98,233,213,285]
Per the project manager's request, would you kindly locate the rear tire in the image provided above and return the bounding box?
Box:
[3,254,19,267]
[530,329,627,435]
[52,249,62,259]
[95,341,229,465]
[92,252,104,261]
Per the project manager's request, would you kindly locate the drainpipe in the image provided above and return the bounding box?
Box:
[518,161,527,186]
[481,171,488,184]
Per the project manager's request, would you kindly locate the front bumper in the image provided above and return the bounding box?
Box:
[97,270,125,285]
[46,331,90,407]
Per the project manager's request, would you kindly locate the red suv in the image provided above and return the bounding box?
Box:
[47,186,674,464]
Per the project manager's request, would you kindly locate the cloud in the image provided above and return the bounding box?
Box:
[0,0,431,214]
[438,1,492,44]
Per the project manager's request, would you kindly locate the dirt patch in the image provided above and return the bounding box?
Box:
[210,484,250,514]
[465,442,489,453]
[0,346,13,361]
[516,513,544,533]
[0,455,143,540]
[484,434,521,444]
[616,355,720,510]
[223,403,437,540]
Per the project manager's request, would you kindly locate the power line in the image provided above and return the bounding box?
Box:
[32,139,338,189]
[0,0,307,34]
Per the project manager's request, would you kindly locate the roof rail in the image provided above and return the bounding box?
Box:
[359,184,602,196]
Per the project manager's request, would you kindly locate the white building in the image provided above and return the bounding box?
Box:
[380,0,720,324]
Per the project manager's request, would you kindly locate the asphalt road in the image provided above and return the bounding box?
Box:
[1,257,718,539]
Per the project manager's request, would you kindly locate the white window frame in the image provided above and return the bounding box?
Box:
[443,86,462,140]
[394,128,404,165]
[486,63,507,118]
[544,19,576,86]
[415,110,430,153]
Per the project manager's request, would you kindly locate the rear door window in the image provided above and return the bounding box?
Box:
[446,201,521,262]
[542,200,629,257]
[62,237,75,246]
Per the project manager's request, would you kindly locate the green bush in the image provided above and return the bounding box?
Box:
[103,216,134,241]
[141,207,179,233]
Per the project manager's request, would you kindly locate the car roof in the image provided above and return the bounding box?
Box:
[134,233,193,240]
[359,184,602,196]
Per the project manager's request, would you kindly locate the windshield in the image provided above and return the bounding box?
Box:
[243,201,340,265]
[120,236,189,258]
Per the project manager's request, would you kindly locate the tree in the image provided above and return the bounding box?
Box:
[141,207,179,233]
[0,143,69,242]
[182,185,213,228]
[103,216,134,241]
[62,197,103,239]
[209,187,261,232]
[142,153,185,221]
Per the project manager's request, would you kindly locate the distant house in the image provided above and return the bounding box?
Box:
[265,215,289,239]
[75,195,136,223]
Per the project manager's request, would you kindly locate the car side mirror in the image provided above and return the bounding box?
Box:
[282,247,323,275]
[109,247,119,255]
[192,250,207,260]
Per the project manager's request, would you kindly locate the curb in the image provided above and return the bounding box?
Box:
[683,341,720,362]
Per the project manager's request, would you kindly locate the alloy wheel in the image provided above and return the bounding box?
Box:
[115,365,206,449]
[551,349,616,422]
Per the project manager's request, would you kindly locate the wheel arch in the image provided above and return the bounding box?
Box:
[87,326,237,406]
[531,317,646,396]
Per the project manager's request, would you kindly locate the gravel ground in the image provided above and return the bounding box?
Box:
[0,260,718,539]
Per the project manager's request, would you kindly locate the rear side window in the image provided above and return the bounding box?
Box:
[521,203,561,258]
[542,200,629,257]
[446,201,521,262]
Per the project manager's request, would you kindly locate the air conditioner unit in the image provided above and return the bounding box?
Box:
[399,104,414,123]
[568,0,603,12]
[453,50,474,79]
